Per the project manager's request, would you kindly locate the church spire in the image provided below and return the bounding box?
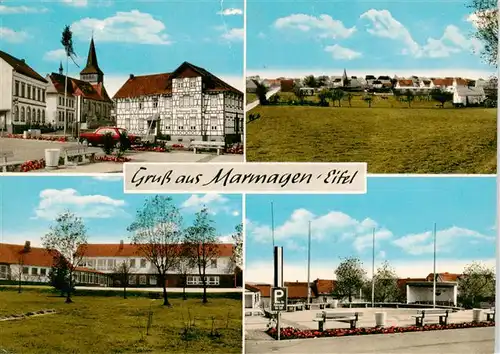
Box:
[80,36,104,84]
[59,61,64,75]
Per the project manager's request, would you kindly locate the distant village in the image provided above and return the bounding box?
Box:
[247,70,498,107]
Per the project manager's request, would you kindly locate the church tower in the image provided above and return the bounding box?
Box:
[341,68,348,87]
[80,37,104,85]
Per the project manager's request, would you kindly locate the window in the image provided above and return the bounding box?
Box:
[129,275,136,285]
[210,259,217,269]
[190,80,196,88]
[21,83,25,98]
[149,276,157,285]
[140,259,146,268]
[14,81,19,96]
[27,84,31,99]
[0,265,7,278]
[21,107,25,122]
[32,109,36,123]
[41,110,45,124]
[42,90,45,102]
[129,259,136,268]
[31,268,38,276]
[22,267,29,274]
[14,106,19,122]
[37,109,40,123]
[97,259,105,269]
[210,96,217,107]
[125,118,130,130]
[59,97,62,106]
[153,97,158,108]
[32,86,36,100]
[190,116,196,130]
[37,88,41,101]
[207,276,220,286]
[26,107,31,123]
[107,259,114,269]
[139,275,147,285]
[187,276,201,285]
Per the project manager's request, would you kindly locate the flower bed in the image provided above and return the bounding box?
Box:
[5,134,68,142]
[171,144,184,149]
[95,155,131,163]
[131,146,168,152]
[266,321,495,340]
[19,159,46,172]
[226,143,243,154]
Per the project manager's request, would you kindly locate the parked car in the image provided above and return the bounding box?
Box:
[79,127,141,147]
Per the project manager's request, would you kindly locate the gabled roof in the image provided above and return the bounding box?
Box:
[0,51,47,83]
[79,243,234,258]
[246,283,271,297]
[0,243,55,267]
[432,78,454,87]
[284,281,310,299]
[455,86,486,96]
[313,279,336,295]
[397,79,414,86]
[426,272,462,282]
[113,61,242,99]
[48,73,113,103]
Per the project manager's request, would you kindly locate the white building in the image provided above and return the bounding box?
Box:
[453,86,486,106]
[113,62,244,144]
[0,242,105,286]
[80,242,238,288]
[0,51,48,134]
[406,281,458,306]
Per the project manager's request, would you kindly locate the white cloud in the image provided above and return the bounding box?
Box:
[360,9,481,58]
[182,193,241,216]
[392,226,494,256]
[274,14,356,39]
[217,8,243,16]
[245,258,496,283]
[0,27,29,43]
[34,188,126,220]
[221,28,244,42]
[247,208,388,252]
[71,10,172,45]
[0,5,48,14]
[61,0,88,7]
[92,175,123,182]
[43,49,83,65]
[324,44,362,60]
[219,234,234,243]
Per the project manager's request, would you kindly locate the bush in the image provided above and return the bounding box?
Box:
[102,132,114,155]
[484,99,497,108]
[117,131,131,154]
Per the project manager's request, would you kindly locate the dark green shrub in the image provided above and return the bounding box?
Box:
[102,132,114,155]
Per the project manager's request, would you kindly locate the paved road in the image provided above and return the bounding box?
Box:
[245,327,494,354]
[0,138,243,173]
[246,87,281,112]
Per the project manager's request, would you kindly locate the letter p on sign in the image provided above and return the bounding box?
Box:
[271,287,287,311]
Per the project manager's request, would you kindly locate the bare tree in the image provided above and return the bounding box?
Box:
[42,211,88,303]
[175,249,194,301]
[127,195,183,307]
[114,261,133,299]
[185,207,220,304]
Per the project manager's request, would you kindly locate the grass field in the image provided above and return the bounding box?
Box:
[0,288,242,354]
[246,104,497,173]
[246,93,258,104]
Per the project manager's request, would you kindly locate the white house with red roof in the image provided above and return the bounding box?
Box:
[113,61,244,144]
[45,38,114,131]
[0,242,107,286]
[0,51,48,133]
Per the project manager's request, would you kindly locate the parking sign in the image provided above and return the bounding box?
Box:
[271,287,288,311]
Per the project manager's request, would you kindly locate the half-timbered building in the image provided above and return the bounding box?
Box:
[113,62,243,143]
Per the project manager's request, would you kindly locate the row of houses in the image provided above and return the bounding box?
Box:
[0,38,244,143]
[245,272,462,310]
[0,241,241,288]
[248,70,496,105]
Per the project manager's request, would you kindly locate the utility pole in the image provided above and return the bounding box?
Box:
[433,223,437,308]
[371,228,375,308]
[307,221,311,304]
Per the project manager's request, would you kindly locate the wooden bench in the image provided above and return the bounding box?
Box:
[313,311,362,331]
[411,309,449,327]
[0,151,24,172]
[486,308,495,321]
[305,303,328,310]
[191,141,225,155]
[287,303,305,312]
[63,145,96,166]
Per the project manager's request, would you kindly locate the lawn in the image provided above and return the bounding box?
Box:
[0,288,242,354]
[246,104,497,173]
[246,93,257,104]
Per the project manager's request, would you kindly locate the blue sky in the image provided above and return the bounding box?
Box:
[247,0,494,79]
[0,176,242,247]
[0,0,243,95]
[246,177,496,283]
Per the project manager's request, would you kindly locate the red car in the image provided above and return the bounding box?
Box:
[79,127,141,147]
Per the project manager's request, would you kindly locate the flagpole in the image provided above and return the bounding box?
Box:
[433,223,437,308]
[371,228,375,308]
[271,202,275,248]
[307,221,311,304]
